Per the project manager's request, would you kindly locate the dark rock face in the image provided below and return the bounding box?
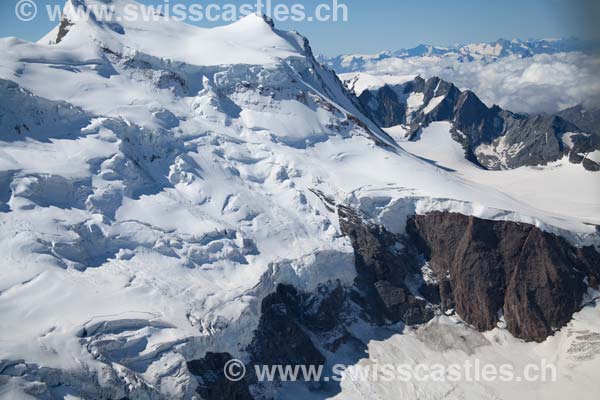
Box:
[249,284,327,369]
[187,353,253,400]
[483,114,576,169]
[355,76,600,171]
[187,283,348,399]
[557,104,600,138]
[338,205,434,325]
[55,17,74,44]
[407,212,600,342]
[359,85,407,127]
[557,105,600,171]
[444,90,596,170]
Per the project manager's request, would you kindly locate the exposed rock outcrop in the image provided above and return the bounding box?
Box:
[55,17,74,44]
[355,76,600,171]
[407,212,600,342]
[557,105,600,171]
[187,353,253,400]
[248,284,328,370]
[338,205,434,325]
[557,104,600,138]
[188,283,348,396]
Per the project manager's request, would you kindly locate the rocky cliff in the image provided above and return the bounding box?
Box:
[354,76,600,171]
[407,212,600,342]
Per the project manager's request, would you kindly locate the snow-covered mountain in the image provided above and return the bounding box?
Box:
[324,39,600,115]
[318,38,597,73]
[1,1,599,399]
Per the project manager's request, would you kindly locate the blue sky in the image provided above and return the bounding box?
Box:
[0,0,594,55]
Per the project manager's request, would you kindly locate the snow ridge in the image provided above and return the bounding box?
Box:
[0,1,598,398]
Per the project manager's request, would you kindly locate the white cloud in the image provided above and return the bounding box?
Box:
[343,52,600,114]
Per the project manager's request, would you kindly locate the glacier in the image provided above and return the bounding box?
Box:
[0,1,599,399]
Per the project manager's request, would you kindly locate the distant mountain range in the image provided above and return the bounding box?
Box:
[318,38,599,73]
[1,2,599,399]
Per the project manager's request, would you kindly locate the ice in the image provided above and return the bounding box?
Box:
[0,1,598,398]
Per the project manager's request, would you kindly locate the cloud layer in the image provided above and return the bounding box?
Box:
[341,52,600,114]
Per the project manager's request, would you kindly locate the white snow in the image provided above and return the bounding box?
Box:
[343,72,415,96]
[422,95,445,114]
[586,150,600,163]
[41,0,302,67]
[0,1,598,398]
[396,122,600,230]
[334,305,600,400]
[406,92,424,112]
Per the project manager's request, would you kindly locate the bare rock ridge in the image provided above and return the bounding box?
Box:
[55,16,74,44]
[407,212,600,342]
[354,76,600,171]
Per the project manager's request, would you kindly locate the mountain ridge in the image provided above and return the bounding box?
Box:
[350,75,600,171]
[319,37,599,73]
[0,1,599,399]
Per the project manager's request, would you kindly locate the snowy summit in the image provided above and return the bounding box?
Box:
[0,1,599,399]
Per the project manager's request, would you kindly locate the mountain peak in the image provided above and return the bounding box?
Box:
[217,12,280,39]
[39,0,303,66]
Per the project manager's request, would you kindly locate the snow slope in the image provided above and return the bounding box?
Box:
[334,305,600,400]
[38,0,303,66]
[386,122,600,228]
[0,1,598,398]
